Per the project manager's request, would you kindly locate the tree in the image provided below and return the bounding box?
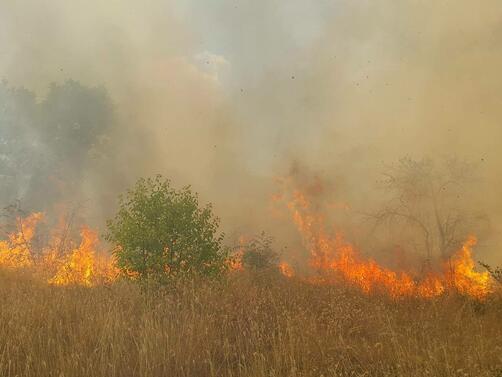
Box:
[0,81,38,203]
[106,175,227,281]
[370,156,484,260]
[0,80,113,210]
[29,80,112,208]
[37,80,112,168]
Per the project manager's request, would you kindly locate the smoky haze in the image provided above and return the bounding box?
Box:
[0,1,501,263]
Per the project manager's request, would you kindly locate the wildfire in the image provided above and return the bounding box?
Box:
[0,186,494,299]
[49,227,118,286]
[276,184,493,300]
[278,261,294,278]
[446,235,491,299]
[0,214,118,286]
[0,212,43,269]
[227,236,246,272]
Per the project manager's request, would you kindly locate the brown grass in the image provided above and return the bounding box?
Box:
[0,270,501,377]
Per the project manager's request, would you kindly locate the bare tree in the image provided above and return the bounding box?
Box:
[369,156,483,261]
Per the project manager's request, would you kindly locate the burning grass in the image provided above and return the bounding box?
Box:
[273,181,494,300]
[0,270,501,377]
[0,206,495,300]
[0,178,500,376]
[0,213,118,286]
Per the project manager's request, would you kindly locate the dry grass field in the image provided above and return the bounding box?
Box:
[0,270,501,377]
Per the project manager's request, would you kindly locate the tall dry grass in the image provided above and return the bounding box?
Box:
[0,270,501,377]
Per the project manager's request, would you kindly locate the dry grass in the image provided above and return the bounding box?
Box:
[0,270,501,377]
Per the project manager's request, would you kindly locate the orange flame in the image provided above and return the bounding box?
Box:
[278,261,294,278]
[0,212,43,269]
[227,236,246,272]
[279,185,493,300]
[48,227,118,286]
[446,235,491,299]
[0,214,118,286]
[0,202,494,299]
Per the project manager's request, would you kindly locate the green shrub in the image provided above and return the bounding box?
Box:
[106,175,227,281]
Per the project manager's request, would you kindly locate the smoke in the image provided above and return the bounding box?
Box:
[1,1,501,262]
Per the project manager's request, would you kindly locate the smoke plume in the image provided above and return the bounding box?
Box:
[1,0,501,263]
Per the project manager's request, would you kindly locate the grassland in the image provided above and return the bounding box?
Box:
[0,270,501,377]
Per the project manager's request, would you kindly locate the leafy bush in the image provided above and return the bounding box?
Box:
[106,175,227,281]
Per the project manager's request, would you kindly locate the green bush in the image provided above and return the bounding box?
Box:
[106,175,227,281]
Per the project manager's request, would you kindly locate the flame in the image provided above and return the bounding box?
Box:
[278,183,493,300]
[0,201,494,299]
[0,212,43,269]
[48,227,118,286]
[48,227,96,286]
[227,251,244,271]
[446,235,491,299]
[227,236,246,272]
[0,214,118,286]
[278,261,294,278]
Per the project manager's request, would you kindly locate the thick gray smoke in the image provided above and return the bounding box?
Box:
[1,1,501,263]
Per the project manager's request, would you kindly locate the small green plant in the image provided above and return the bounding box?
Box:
[106,175,227,282]
[241,232,278,271]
